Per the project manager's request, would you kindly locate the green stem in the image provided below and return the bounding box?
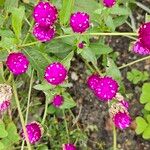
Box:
[20,32,138,48]
[113,125,117,150]
[63,110,70,143]
[41,96,49,125]
[135,2,150,14]
[119,55,150,69]
[92,62,102,76]
[12,80,32,150]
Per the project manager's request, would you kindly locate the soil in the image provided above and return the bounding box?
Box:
[68,1,150,149]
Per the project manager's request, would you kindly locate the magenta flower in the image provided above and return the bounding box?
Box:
[44,62,67,85]
[0,84,12,112]
[20,122,43,144]
[113,112,131,129]
[63,144,77,150]
[78,42,84,49]
[87,74,101,91]
[33,2,58,27]
[6,52,29,75]
[103,0,116,8]
[70,12,90,33]
[120,100,129,109]
[33,23,55,42]
[52,95,64,108]
[94,76,119,101]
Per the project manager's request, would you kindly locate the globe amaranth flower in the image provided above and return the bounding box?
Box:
[33,1,58,27]
[52,95,64,108]
[87,74,101,91]
[109,103,131,129]
[20,122,43,144]
[44,62,67,85]
[78,42,85,49]
[6,52,29,75]
[103,0,116,8]
[63,144,77,150]
[133,22,150,55]
[94,76,119,101]
[33,23,55,42]
[70,12,90,33]
[0,84,12,112]
[119,100,129,109]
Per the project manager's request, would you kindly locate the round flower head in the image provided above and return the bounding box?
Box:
[20,122,43,144]
[103,0,116,8]
[87,74,101,91]
[133,41,150,55]
[70,12,90,33]
[63,144,77,150]
[6,52,29,75]
[52,95,64,108]
[139,22,150,50]
[78,42,84,49]
[44,62,67,85]
[0,84,12,112]
[95,76,119,101]
[113,112,131,129]
[33,23,55,42]
[33,2,58,27]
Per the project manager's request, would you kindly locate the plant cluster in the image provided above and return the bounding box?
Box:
[0,0,150,149]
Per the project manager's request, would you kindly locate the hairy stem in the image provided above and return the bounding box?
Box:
[12,80,32,150]
[119,55,150,69]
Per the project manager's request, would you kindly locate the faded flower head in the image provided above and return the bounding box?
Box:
[6,52,29,75]
[33,1,58,27]
[20,122,43,144]
[70,12,90,33]
[52,95,64,108]
[33,23,55,42]
[44,62,67,85]
[63,143,77,150]
[0,84,12,112]
[95,76,119,101]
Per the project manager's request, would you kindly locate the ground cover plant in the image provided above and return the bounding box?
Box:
[0,0,150,149]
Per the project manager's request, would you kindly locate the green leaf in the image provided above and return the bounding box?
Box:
[34,82,53,91]
[90,43,113,57]
[0,141,4,150]
[4,0,18,12]
[147,115,150,124]
[106,58,122,82]
[6,122,20,143]
[140,83,150,104]
[135,117,148,135]
[113,15,128,27]
[45,39,73,53]
[0,121,8,138]
[60,92,76,109]
[143,125,150,139]
[59,0,74,25]
[0,50,8,61]
[105,15,115,31]
[47,105,56,114]
[61,51,74,69]
[11,6,25,39]
[23,49,52,80]
[144,102,150,111]
[81,47,97,65]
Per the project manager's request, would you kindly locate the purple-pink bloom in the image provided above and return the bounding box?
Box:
[120,100,129,109]
[78,42,84,49]
[87,74,101,91]
[94,76,119,101]
[113,112,131,129]
[33,23,55,42]
[6,52,29,75]
[52,95,64,108]
[103,0,116,8]
[63,144,77,150]
[20,122,43,144]
[0,100,10,112]
[70,12,90,33]
[33,2,58,27]
[44,62,67,85]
